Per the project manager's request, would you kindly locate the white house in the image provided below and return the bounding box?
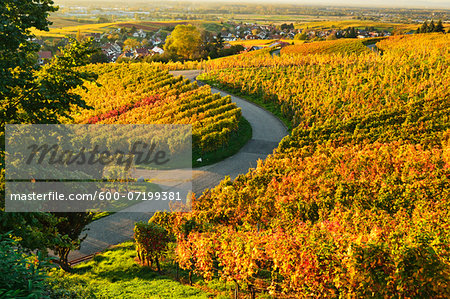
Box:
[151,46,164,55]
[132,29,147,38]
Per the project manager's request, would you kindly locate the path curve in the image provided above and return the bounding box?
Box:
[68,70,288,261]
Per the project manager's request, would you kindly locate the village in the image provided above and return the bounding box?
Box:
[36,21,392,64]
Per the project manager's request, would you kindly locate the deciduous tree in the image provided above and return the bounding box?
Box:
[164,24,202,60]
[0,0,97,269]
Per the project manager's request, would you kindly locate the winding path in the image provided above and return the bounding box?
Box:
[68,70,287,262]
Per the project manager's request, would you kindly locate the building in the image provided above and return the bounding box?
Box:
[132,29,147,38]
[37,51,52,65]
[101,43,122,61]
[134,48,150,58]
[151,46,164,55]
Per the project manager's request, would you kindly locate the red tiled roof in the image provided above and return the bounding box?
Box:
[38,51,52,59]
[135,48,149,55]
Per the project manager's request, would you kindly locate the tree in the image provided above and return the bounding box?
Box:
[420,21,429,33]
[0,38,98,267]
[435,20,444,33]
[124,38,140,51]
[200,30,220,59]
[123,38,141,50]
[345,27,357,38]
[107,33,119,42]
[327,33,338,40]
[97,16,110,23]
[0,0,57,114]
[281,23,294,31]
[417,20,445,34]
[134,221,171,272]
[164,24,202,60]
[76,29,83,42]
[295,32,308,40]
[1,38,97,127]
[429,20,436,33]
[0,0,98,270]
[141,38,150,47]
[216,33,224,50]
[52,212,94,271]
[90,47,110,63]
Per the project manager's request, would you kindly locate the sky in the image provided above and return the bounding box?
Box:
[60,0,450,9]
[209,0,450,9]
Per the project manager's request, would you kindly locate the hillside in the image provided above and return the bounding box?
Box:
[280,38,372,55]
[170,33,450,297]
[68,64,245,158]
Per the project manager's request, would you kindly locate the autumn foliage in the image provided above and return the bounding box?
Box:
[134,221,171,272]
[69,63,241,152]
[281,38,370,55]
[170,34,450,297]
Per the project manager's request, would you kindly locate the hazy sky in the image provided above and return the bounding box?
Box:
[58,0,450,9]
[209,0,450,9]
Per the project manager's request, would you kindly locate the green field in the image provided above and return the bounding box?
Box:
[48,242,233,298]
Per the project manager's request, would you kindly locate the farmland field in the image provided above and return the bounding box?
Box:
[32,20,233,38]
[294,20,420,32]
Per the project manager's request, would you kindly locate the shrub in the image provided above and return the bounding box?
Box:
[133,221,171,272]
[0,234,50,298]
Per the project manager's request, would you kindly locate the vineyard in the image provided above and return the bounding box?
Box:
[161,33,450,297]
[280,38,370,55]
[69,64,242,154]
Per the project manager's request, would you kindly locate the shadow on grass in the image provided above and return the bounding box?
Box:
[52,241,223,298]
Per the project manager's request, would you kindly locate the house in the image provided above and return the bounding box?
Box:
[153,37,162,45]
[101,43,121,55]
[134,48,149,58]
[101,43,121,56]
[37,51,52,65]
[151,46,164,55]
[245,35,258,40]
[258,32,267,39]
[132,29,147,38]
[101,42,122,62]
[119,51,134,59]
[223,33,236,42]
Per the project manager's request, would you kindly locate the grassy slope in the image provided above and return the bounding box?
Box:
[48,242,231,298]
